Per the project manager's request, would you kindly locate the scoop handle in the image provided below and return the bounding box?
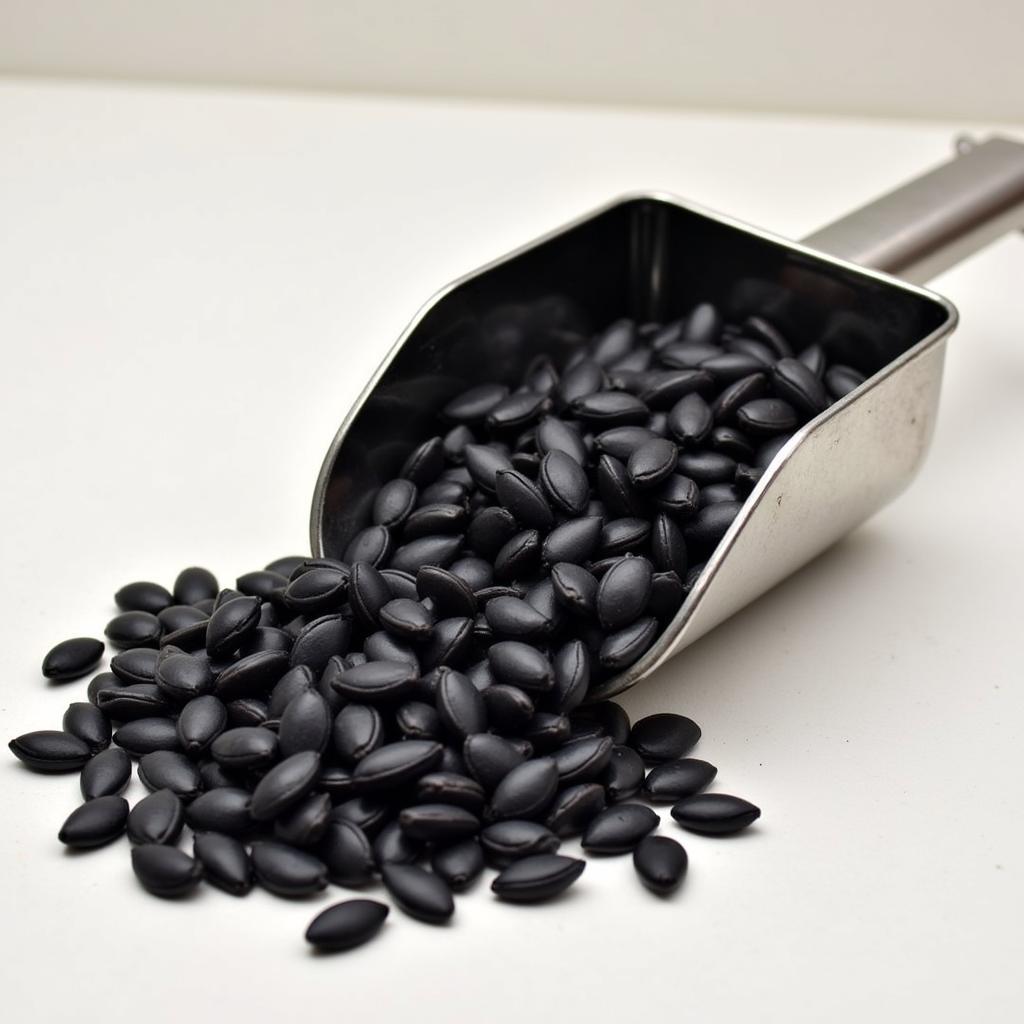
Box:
[802,135,1024,285]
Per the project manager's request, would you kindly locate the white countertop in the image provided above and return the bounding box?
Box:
[1,79,1021,1024]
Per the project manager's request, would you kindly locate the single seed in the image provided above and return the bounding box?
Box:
[131,844,203,898]
[491,854,585,902]
[581,803,659,854]
[670,793,761,834]
[58,796,129,848]
[305,899,389,952]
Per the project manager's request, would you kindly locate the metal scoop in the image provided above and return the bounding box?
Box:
[311,135,1024,700]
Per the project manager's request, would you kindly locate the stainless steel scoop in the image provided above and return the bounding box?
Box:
[311,135,1024,700]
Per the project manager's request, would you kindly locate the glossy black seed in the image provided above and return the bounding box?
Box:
[572,391,649,426]
[463,444,514,493]
[343,564,387,634]
[771,357,828,415]
[41,637,105,684]
[547,563,596,619]
[534,452,587,519]
[389,534,463,576]
[192,832,252,895]
[686,501,742,549]
[403,504,467,544]
[59,702,109,754]
[415,566,476,619]
[639,369,715,409]
[289,614,351,673]
[278,690,330,757]
[675,450,736,487]
[414,772,485,814]
[399,803,480,843]
[114,581,172,615]
[105,611,162,651]
[251,841,327,897]
[709,425,756,462]
[435,667,487,739]
[535,416,587,466]
[205,596,261,659]
[443,383,509,423]
[625,437,677,490]
[372,478,419,529]
[98,683,174,721]
[127,788,184,845]
[825,363,867,399]
[701,482,742,507]
[137,751,201,800]
[462,734,529,792]
[9,730,90,773]
[86,671,119,706]
[173,567,219,606]
[111,717,177,757]
[171,695,225,757]
[283,567,349,614]
[488,390,548,431]
[399,435,445,487]
[480,820,560,867]
[353,740,443,792]
[342,525,392,568]
[595,555,652,632]
[543,644,587,718]
[132,844,202,897]
[539,518,600,569]
[684,302,722,345]
[185,787,252,836]
[274,792,332,847]
[647,570,685,620]
[198,760,237,790]
[420,615,474,672]
[650,514,687,576]
[599,517,649,558]
[107,648,157,686]
[392,700,439,741]
[152,652,211,703]
[581,802,658,854]
[557,357,604,404]
[671,793,761,834]
[377,599,432,642]
[306,899,389,952]
[701,352,768,384]
[318,819,374,886]
[603,744,646,801]
[737,397,798,436]
[332,794,391,834]
[250,750,321,821]
[634,834,688,894]
[158,604,206,636]
[488,758,558,821]
[488,641,553,692]
[233,571,286,601]
[482,596,546,640]
[523,713,571,752]
[590,318,636,366]
[331,703,382,766]
[158,618,208,652]
[593,455,637,519]
[265,665,313,720]
[628,713,701,762]
[58,795,129,849]
[551,736,614,785]
[594,425,658,461]
[493,470,553,531]
[429,840,483,892]
[80,746,131,801]
[225,696,269,728]
[709,374,766,425]
[545,783,606,837]
[796,343,826,378]
[330,660,418,704]
[382,863,454,924]
[599,616,659,671]
[492,853,585,902]
[211,726,279,768]
[644,758,717,801]
[667,392,713,450]
[263,555,305,578]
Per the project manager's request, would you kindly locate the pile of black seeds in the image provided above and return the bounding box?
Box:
[4,300,865,952]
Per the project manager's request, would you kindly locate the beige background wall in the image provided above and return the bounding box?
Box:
[1,0,1022,122]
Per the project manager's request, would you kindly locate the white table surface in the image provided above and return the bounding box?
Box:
[1,79,1021,1024]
